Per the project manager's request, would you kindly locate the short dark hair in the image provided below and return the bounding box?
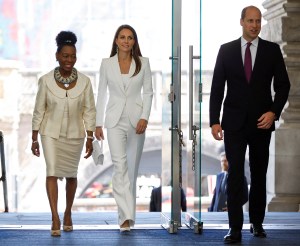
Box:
[241,5,261,20]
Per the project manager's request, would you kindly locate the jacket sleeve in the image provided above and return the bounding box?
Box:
[270,44,291,119]
[32,77,47,131]
[96,59,108,127]
[209,45,226,126]
[140,58,153,121]
[83,78,96,132]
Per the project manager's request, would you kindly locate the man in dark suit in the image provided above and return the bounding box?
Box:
[208,152,248,212]
[149,186,187,212]
[209,6,290,244]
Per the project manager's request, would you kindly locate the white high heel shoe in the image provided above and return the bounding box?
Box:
[120,227,130,232]
[120,220,131,232]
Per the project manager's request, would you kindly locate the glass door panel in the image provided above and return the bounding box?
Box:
[161,0,202,233]
[161,0,182,233]
[182,0,202,232]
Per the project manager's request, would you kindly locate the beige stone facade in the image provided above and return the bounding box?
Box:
[261,0,300,211]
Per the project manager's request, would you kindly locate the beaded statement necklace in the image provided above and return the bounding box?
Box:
[54,67,78,88]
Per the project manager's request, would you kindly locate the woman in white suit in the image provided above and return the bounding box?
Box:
[95,24,153,232]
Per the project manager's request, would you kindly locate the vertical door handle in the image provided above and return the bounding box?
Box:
[189,45,200,140]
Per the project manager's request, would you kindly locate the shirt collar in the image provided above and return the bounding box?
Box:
[241,37,259,47]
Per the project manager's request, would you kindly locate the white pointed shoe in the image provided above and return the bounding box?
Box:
[120,227,130,232]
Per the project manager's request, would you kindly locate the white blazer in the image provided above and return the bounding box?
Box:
[96,55,153,128]
[32,70,96,139]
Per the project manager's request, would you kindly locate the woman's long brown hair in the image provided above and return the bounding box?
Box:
[110,24,142,77]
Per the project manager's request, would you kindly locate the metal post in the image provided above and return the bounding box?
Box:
[0,131,9,212]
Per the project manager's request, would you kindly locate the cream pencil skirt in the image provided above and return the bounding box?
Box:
[41,100,84,179]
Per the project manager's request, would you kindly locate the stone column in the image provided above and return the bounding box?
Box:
[261,0,300,211]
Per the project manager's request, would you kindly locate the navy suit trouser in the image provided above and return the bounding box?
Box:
[224,129,272,230]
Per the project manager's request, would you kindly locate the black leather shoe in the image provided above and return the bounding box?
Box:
[224,228,242,244]
[250,224,267,238]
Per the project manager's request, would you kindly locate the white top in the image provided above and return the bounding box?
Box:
[121,73,130,90]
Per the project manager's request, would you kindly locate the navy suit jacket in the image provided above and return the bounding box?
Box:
[209,37,290,131]
[208,172,248,212]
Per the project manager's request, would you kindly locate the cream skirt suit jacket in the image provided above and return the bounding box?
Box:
[96,55,153,226]
[32,70,96,178]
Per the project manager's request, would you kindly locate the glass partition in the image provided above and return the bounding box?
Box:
[183,0,203,233]
[161,0,202,233]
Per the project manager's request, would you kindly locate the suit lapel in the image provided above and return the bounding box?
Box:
[251,37,263,81]
[125,58,136,92]
[229,39,246,80]
[236,39,246,79]
[46,70,66,99]
[111,55,126,94]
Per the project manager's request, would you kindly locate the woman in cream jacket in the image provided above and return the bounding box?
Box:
[95,24,153,232]
[31,31,96,236]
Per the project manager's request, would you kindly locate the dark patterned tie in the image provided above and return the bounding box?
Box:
[244,42,252,82]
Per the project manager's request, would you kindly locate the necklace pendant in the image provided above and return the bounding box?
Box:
[64,84,69,88]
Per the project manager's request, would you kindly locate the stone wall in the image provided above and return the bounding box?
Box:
[261,0,300,211]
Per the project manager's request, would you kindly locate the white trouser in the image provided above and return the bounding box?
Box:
[107,111,145,227]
